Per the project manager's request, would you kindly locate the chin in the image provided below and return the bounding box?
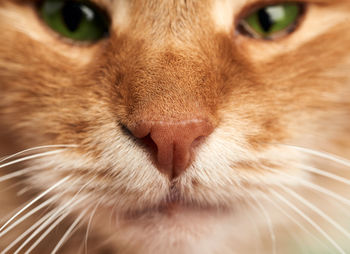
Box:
[91,202,238,254]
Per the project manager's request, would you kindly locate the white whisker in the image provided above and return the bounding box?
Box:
[52,210,88,254]
[263,166,350,207]
[0,144,78,163]
[0,176,70,233]
[281,144,350,168]
[279,184,350,240]
[24,211,72,254]
[270,189,346,254]
[0,150,66,169]
[109,199,119,226]
[246,192,276,254]
[0,175,83,238]
[0,167,39,183]
[3,174,95,253]
[0,179,26,194]
[0,194,59,238]
[84,196,104,254]
[17,186,33,196]
[298,164,350,186]
[12,196,87,254]
[260,191,333,252]
[1,208,60,254]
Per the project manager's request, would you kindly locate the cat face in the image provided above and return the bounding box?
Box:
[0,0,350,253]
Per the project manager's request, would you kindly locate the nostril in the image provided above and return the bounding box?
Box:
[120,124,134,138]
[192,135,206,149]
[121,123,158,156]
[124,118,215,179]
[139,134,158,157]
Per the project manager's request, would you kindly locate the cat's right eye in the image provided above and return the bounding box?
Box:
[40,0,110,43]
[237,3,304,40]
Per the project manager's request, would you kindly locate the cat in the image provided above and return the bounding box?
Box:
[0,0,350,253]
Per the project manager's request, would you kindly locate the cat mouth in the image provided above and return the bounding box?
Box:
[120,201,229,221]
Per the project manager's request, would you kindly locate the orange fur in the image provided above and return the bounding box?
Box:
[0,0,350,253]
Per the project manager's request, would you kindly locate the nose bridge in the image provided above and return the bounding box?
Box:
[127,49,218,122]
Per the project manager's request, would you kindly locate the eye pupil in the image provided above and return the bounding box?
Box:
[257,9,273,32]
[62,2,83,32]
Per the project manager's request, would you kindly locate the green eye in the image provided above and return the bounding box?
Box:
[40,0,110,42]
[239,3,303,40]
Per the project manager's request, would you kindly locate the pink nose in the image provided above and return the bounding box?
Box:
[129,119,214,178]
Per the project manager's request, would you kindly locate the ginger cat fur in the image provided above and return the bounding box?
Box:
[0,0,350,253]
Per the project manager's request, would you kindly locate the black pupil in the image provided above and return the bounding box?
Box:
[257,8,273,32]
[62,2,85,32]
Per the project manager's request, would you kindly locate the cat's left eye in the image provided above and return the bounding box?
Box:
[40,0,110,43]
[237,3,304,40]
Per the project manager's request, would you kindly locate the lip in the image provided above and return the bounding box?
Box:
[116,199,233,222]
[119,202,186,220]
